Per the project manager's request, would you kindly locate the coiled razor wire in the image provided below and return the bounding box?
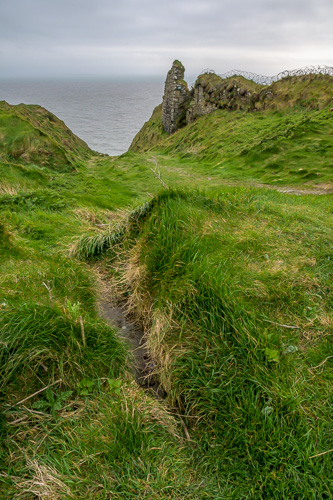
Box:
[198,65,333,86]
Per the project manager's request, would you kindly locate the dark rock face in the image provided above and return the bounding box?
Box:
[162,60,189,134]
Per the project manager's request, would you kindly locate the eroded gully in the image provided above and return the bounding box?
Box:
[98,298,166,399]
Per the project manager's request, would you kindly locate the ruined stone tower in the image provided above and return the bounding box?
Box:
[162,60,189,134]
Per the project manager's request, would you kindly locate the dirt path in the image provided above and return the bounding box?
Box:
[98,292,166,398]
[98,299,148,382]
[213,179,333,195]
[151,156,333,196]
[256,183,333,195]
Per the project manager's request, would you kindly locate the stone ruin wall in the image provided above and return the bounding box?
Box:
[162,60,190,134]
[162,61,274,134]
[186,77,268,124]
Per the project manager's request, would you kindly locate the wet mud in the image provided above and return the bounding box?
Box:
[99,300,166,398]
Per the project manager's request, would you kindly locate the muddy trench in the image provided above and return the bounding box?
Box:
[98,298,166,399]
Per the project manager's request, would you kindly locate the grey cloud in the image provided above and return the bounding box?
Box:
[1,0,332,79]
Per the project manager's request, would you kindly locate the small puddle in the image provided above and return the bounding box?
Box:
[99,300,166,398]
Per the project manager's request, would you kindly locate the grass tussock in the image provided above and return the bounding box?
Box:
[0,302,128,395]
[3,381,217,499]
[17,459,74,499]
[0,181,21,195]
[71,229,126,260]
[71,199,158,260]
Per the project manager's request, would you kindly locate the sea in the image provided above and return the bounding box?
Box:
[0,80,164,156]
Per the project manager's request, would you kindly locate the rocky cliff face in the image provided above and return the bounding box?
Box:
[162,60,190,134]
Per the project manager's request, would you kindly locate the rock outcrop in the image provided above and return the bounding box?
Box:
[161,61,333,135]
[162,60,190,134]
[186,72,259,124]
[162,61,261,134]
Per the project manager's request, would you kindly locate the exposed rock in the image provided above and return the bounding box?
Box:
[162,63,264,132]
[186,72,255,123]
[162,60,190,134]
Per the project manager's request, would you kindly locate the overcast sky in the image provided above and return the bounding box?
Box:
[1,0,332,81]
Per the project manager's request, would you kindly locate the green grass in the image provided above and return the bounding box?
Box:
[130,82,333,188]
[1,86,333,498]
[0,102,224,499]
[0,100,92,170]
[0,302,128,392]
[97,188,333,498]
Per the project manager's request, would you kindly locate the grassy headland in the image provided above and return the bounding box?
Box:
[130,74,333,189]
[1,72,333,499]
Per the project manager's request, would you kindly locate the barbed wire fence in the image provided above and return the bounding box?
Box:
[197,65,333,86]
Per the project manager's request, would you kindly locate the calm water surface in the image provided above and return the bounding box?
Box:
[0,80,164,156]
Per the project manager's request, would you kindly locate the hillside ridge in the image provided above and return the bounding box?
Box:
[0,100,92,172]
[161,60,333,135]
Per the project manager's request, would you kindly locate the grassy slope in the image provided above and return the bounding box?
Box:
[130,75,333,189]
[0,103,220,499]
[1,79,333,498]
[87,188,333,498]
[0,100,92,172]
